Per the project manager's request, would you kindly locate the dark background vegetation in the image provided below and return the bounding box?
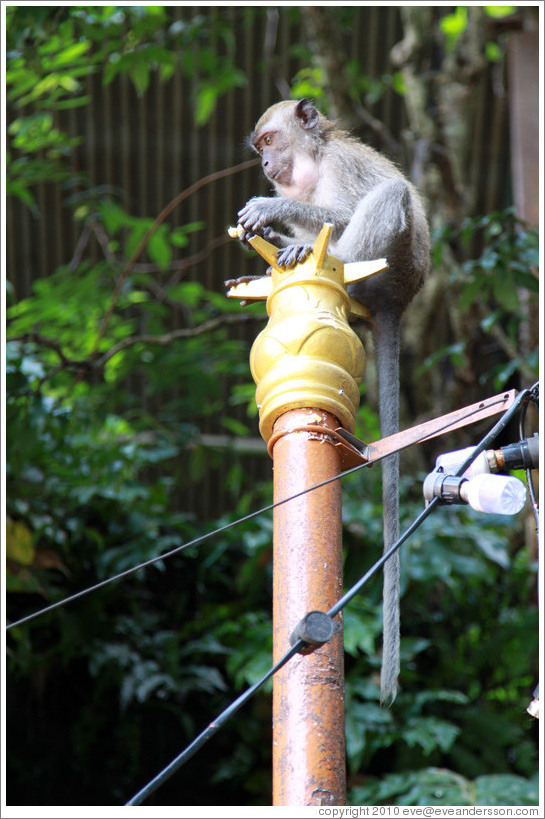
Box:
[5,4,540,808]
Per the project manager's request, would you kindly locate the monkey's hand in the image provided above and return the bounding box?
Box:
[276,244,313,268]
[237,196,285,235]
[233,222,283,250]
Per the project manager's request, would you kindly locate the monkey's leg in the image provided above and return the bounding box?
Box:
[335,179,410,262]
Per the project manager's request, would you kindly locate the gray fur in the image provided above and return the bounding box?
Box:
[238,99,430,704]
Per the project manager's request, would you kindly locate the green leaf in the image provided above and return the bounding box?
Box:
[351,768,474,807]
[440,7,468,50]
[485,41,502,62]
[147,228,172,271]
[343,606,380,657]
[6,519,35,565]
[391,71,407,96]
[404,716,461,755]
[484,7,517,19]
[99,199,130,234]
[130,59,150,96]
[195,84,218,126]
[492,270,520,311]
[125,222,150,259]
[221,417,250,436]
[44,40,92,70]
[170,221,205,247]
[459,276,487,311]
[475,774,538,806]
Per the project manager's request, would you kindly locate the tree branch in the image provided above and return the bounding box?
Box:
[90,157,260,357]
[9,312,264,383]
[94,313,262,368]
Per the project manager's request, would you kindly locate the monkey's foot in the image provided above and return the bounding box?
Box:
[276,244,313,268]
[224,274,262,289]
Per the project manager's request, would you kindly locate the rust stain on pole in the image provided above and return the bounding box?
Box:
[272,408,346,806]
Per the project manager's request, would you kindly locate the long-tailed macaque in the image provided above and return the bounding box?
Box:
[234,99,430,705]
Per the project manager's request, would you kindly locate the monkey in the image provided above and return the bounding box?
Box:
[233,99,430,705]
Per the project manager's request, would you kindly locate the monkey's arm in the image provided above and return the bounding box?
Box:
[237,196,350,238]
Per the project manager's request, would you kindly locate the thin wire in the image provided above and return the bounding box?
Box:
[124,386,533,805]
[7,394,512,631]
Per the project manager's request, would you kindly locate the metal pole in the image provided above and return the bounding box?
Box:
[271,408,346,806]
[227,222,383,808]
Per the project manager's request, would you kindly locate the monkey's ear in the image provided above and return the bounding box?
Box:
[295,99,319,130]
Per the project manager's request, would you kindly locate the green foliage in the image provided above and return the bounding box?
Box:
[351,768,538,806]
[440,7,469,52]
[6,344,272,804]
[427,209,539,388]
[341,480,538,806]
[347,66,407,105]
[452,211,539,310]
[6,5,247,210]
[98,198,205,271]
[440,6,513,62]
[290,64,405,112]
[290,67,328,107]
[484,7,517,20]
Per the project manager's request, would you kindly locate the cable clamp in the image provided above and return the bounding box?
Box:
[289,610,343,655]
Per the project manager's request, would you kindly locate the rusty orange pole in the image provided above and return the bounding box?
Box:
[271,407,345,805]
[227,222,387,807]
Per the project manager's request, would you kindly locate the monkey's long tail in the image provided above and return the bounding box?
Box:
[374,309,401,706]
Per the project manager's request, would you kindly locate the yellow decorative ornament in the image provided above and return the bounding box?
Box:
[227,223,387,442]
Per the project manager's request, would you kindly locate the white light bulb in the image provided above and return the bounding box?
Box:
[463,474,527,515]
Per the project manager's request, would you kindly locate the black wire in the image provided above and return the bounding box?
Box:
[518,383,539,535]
[125,639,304,806]
[331,382,534,617]
[6,392,513,631]
[125,385,534,805]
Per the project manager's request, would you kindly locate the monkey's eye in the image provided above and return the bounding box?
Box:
[264,135,273,146]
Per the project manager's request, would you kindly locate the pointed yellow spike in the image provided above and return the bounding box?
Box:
[227,276,272,300]
[312,223,333,269]
[348,297,371,320]
[247,234,284,271]
[343,259,388,284]
[228,224,283,271]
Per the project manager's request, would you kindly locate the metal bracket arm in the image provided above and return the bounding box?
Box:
[335,389,518,470]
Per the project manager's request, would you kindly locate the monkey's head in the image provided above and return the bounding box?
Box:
[249,99,335,199]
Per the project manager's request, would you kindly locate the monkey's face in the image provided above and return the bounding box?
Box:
[249,100,322,200]
[251,127,294,187]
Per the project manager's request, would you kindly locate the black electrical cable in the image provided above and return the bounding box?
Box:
[125,639,304,806]
[6,392,513,631]
[518,383,539,535]
[125,385,534,805]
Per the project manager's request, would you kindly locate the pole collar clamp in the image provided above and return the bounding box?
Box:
[289,610,343,655]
